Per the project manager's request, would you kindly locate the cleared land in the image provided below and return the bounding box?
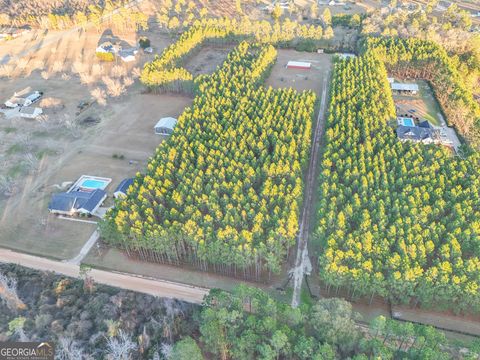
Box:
[183,45,234,76]
[266,49,332,97]
[393,79,444,126]
[0,20,192,259]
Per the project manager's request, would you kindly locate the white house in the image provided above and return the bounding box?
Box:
[154,117,177,135]
[19,107,43,119]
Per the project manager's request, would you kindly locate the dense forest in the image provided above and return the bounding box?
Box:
[315,51,480,312]
[2,264,472,359]
[102,42,315,278]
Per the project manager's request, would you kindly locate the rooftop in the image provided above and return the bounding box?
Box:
[155,117,177,130]
[391,83,419,92]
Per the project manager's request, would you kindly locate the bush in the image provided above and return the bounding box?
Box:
[295,39,317,52]
[96,52,115,62]
[139,37,150,49]
[171,337,203,360]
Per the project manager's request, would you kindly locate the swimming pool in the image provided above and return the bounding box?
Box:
[80,179,110,189]
[398,117,415,127]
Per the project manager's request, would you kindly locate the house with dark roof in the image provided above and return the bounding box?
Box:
[418,120,432,129]
[396,125,436,144]
[114,178,134,199]
[48,189,107,216]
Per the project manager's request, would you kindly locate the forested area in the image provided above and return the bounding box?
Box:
[0,264,197,359]
[0,0,147,30]
[140,18,325,90]
[361,36,480,148]
[361,1,480,113]
[2,265,471,359]
[103,42,315,279]
[316,52,480,312]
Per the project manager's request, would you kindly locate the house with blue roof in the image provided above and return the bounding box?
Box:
[114,178,134,199]
[48,189,107,216]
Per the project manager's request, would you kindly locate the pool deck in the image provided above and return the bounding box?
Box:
[67,175,112,192]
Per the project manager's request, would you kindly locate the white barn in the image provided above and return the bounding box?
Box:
[154,117,177,135]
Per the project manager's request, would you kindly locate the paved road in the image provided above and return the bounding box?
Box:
[291,69,330,308]
[0,248,209,304]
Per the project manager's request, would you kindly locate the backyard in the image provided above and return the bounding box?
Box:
[393,79,444,126]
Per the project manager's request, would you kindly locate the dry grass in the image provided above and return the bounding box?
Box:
[91,87,107,105]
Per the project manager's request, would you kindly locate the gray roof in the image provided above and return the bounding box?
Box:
[115,178,134,194]
[49,189,106,213]
[391,83,419,92]
[19,106,39,114]
[155,117,177,130]
[396,125,433,141]
[418,120,432,129]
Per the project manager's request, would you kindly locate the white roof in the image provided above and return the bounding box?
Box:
[391,83,419,91]
[286,61,311,68]
[387,77,394,83]
[155,117,177,130]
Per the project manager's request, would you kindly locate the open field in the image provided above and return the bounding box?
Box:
[0,86,192,259]
[0,16,197,260]
[393,79,444,126]
[266,49,332,97]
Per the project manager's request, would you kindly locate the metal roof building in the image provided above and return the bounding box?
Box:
[154,117,177,135]
[114,178,134,198]
[391,83,419,93]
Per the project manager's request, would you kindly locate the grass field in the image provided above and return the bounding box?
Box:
[393,80,444,126]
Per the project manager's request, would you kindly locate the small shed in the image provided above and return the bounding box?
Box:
[391,83,419,95]
[19,107,43,119]
[114,178,134,198]
[154,117,177,135]
[286,61,311,70]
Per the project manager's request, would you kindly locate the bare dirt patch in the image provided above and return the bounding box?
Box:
[265,49,333,97]
[183,45,234,76]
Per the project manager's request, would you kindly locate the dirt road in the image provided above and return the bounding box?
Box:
[291,69,330,308]
[0,248,209,304]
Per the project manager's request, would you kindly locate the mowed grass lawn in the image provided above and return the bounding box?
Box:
[394,80,443,126]
[0,193,96,260]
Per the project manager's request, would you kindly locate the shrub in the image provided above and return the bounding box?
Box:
[96,52,115,62]
[139,37,150,49]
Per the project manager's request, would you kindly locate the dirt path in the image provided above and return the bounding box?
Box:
[291,69,330,308]
[0,248,208,304]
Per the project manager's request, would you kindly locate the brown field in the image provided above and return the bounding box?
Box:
[0,17,198,260]
[265,49,332,97]
[183,45,234,76]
